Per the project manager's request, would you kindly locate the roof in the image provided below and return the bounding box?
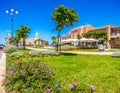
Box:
[88,25,115,32]
[71,24,94,31]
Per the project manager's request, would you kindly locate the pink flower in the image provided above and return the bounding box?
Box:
[88,84,96,90]
[69,84,74,89]
[73,80,77,87]
[47,89,51,93]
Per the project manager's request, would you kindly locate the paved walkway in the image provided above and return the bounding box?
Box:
[62,51,114,55]
[27,47,47,51]
[27,47,114,55]
[0,51,6,93]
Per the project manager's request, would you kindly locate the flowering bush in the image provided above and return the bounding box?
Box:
[68,81,96,93]
[10,52,23,57]
[28,50,39,56]
[3,45,17,53]
[112,52,120,58]
[4,59,62,93]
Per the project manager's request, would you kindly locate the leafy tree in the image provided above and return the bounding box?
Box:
[77,34,82,49]
[45,41,49,46]
[51,36,56,46]
[16,25,31,50]
[34,38,41,46]
[13,35,20,47]
[52,5,78,52]
[38,38,41,45]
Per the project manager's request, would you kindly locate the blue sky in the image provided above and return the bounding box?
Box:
[0,0,120,44]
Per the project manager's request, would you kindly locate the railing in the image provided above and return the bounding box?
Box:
[111,33,120,38]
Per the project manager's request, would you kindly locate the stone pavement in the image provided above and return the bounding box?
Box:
[0,51,6,93]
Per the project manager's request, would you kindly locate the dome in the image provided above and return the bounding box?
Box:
[8,33,11,37]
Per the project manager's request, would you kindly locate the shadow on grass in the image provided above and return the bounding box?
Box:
[60,52,78,56]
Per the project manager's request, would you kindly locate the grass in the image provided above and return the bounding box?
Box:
[6,49,120,92]
[40,53,120,92]
[71,49,99,52]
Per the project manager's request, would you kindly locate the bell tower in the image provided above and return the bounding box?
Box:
[35,32,39,40]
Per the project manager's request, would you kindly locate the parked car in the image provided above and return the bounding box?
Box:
[0,44,5,49]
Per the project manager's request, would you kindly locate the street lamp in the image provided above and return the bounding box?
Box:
[6,8,18,44]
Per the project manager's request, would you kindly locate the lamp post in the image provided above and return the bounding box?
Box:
[6,8,18,44]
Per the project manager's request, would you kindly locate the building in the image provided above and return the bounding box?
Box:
[86,25,115,49]
[61,24,120,49]
[5,33,12,45]
[20,32,41,46]
[61,24,94,41]
[110,26,120,48]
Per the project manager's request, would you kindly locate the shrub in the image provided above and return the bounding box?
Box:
[82,46,98,49]
[39,50,58,56]
[3,45,17,53]
[112,52,120,58]
[111,49,120,52]
[4,59,62,93]
[28,50,39,56]
[10,52,23,58]
[60,45,76,51]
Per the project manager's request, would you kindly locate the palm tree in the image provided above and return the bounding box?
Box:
[52,5,78,52]
[51,36,56,46]
[13,35,20,47]
[16,25,31,50]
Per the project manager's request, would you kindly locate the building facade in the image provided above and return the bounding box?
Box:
[61,24,94,41]
[110,26,120,48]
[20,32,41,46]
[5,33,12,45]
[61,24,120,49]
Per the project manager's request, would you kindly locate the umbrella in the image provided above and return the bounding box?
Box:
[80,38,98,42]
[67,38,79,42]
[88,38,98,42]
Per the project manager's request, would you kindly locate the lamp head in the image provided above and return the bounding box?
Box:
[6,10,9,14]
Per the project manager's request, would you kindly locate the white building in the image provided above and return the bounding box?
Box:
[20,32,41,46]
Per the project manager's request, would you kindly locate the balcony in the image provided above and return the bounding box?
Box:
[111,33,120,38]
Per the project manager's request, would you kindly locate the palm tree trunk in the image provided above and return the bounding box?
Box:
[56,31,60,52]
[60,35,61,53]
[79,40,80,50]
[23,38,26,50]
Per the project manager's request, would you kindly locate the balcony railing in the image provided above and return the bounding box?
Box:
[111,33,120,38]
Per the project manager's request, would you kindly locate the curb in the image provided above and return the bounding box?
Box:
[0,51,6,93]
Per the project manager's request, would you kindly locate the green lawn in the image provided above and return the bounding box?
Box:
[6,50,120,92]
[40,54,120,92]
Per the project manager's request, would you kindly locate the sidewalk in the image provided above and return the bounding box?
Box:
[27,47,47,51]
[62,51,114,55]
[0,51,6,93]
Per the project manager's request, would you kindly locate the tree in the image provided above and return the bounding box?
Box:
[13,35,20,47]
[52,5,78,52]
[51,36,56,46]
[77,34,82,49]
[34,38,41,46]
[16,25,31,50]
[38,38,41,45]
